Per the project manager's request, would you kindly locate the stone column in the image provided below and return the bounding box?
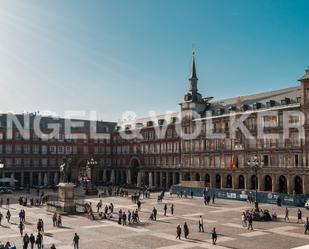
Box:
[221,173,226,189]
[103,170,107,182]
[54,172,58,185]
[111,170,115,184]
[160,172,164,188]
[245,174,250,190]
[30,172,33,186]
[287,175,293,194]
[303,175,308,194]
[272,175,277,192]
[232,174,238,189]
[10,173,15,187]
[172,172,176,185]
[126,169,131,185]
[149,172,153,187]
[154,172,158,186]
[21,172,24,187]
[137,172,142,187]
[43,173,48,186]
[38,172,42,186]
[209,173,215,188]
[166,172,170,188]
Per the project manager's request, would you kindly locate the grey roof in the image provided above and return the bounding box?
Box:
[207,86,301,116]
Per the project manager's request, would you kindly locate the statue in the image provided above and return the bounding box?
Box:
[59,158,72,183]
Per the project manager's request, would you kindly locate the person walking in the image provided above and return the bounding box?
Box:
[211,227,217,245]
[36,232,43,249]
[198,215,204,232]
[6,210,11,223]
[176,224,182,240]
[73,233,80,249]
[19,221,25,237]
[52,212,57,227]
[6,198,10,208]
[50,244,56,249]
[153,207,157,221]
[164,204,167,216]
[0,211,3,226]
[29,233,35,249]
[297,209,303,223]
[247,214,253,230]
[171,204,174,215]
[305,217,309,234]
[184,222,189,239]
[128,210,132,224]
[241,212,247,227]
[23,233,29,249]
[285,207,290,222]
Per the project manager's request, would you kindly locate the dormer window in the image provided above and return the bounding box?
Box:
[228,106,236,112]
[281,97,291,105]
[241,104,249,111]
[147,121,153,127]
[266,100,276,108]
[297,97,301,103]
[216,108,224,115]
[253,102,261,110]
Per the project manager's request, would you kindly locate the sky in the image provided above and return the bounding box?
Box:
[0,0,308,122]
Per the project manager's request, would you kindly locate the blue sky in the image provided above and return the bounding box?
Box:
[0,0,308,121]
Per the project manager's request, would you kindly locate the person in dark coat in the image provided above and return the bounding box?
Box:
[184,222,189,239]
[176,224,182,240]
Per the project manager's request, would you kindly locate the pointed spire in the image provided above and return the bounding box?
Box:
[189,50,198,80]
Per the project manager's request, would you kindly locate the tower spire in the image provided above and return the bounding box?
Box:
[189,48,198,93]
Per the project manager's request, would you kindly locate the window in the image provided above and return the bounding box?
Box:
[33,145,40,154]
[5,144,12,154]
[263,155,269,166]
[41,145,47,155]
[15,144,22,154]
[24,144,30,154]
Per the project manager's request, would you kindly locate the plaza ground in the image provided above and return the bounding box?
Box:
[1,191,309,249]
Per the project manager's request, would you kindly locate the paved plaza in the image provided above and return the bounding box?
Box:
[1,192,309,249]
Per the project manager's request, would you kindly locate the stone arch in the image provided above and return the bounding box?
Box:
[215,174,221,188]
[194,173,200,181]
[183,172,191,181]
[279,175,287,193]
[129,157,141,185]
[294,175,303,194]
[264,175,272,191]
[205,174,210,187]
[238,175,245,189]
[251,175,258,190]
[226,174,232,188]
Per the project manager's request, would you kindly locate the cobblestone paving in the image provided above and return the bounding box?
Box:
[1,192,309,249]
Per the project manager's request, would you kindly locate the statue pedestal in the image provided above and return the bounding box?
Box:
[47,182,77,214]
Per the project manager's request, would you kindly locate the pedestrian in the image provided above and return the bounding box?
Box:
[190,190,193,199]
[305,217,309,234]
[0,211,3,226]
[29,233,35,249]
[184,222,189,239]
[241,212,247,227]
[128,210,132,224]
[0,198,2,207]
[212,194,215,204]
[198,215,204,232]
[247,214,253,230]
[171,204,174,215]
[176,224,181,240]
[52,212,57,227]
[19,221,25,237]
[73,233,80,249]
[23,233,29,249]
[122,211,127,226]
[50,244,56,249]
[164,204,167,216]
[6,210,11,223]
[211,227,217,245]
[57,214,62,227]
[153,207,157,221]
[285,207,290,222]
[36,232,43,249]
[6,198,10,208]
[297,208,303,223]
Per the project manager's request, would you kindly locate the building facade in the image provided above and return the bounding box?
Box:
[1,53,309,195]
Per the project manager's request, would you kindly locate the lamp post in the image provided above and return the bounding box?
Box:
[0,161,4,188]
[247,155,264,212]
[86,158,98,184]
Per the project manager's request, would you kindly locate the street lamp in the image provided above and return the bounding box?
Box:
[247,155,264,212]
[86,158,98,183]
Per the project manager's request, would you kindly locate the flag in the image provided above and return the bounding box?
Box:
[230,156,235,172]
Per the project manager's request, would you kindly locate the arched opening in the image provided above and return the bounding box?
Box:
[279,175,287,193]
[238,175,245,189]
[264,175,272,191]
[183,173,191,181]
[130,158,140,185]
[251,175,258,190]
[175,172,180,184]
[194,173,200,181]
[215,174,221,188]
[226,174,232,188]
[294,176,303,194]
[205,174,210,187]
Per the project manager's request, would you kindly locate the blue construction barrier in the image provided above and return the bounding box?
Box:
[170,185,309,207]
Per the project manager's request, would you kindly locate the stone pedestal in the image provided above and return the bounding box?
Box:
[47,182,76,214]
